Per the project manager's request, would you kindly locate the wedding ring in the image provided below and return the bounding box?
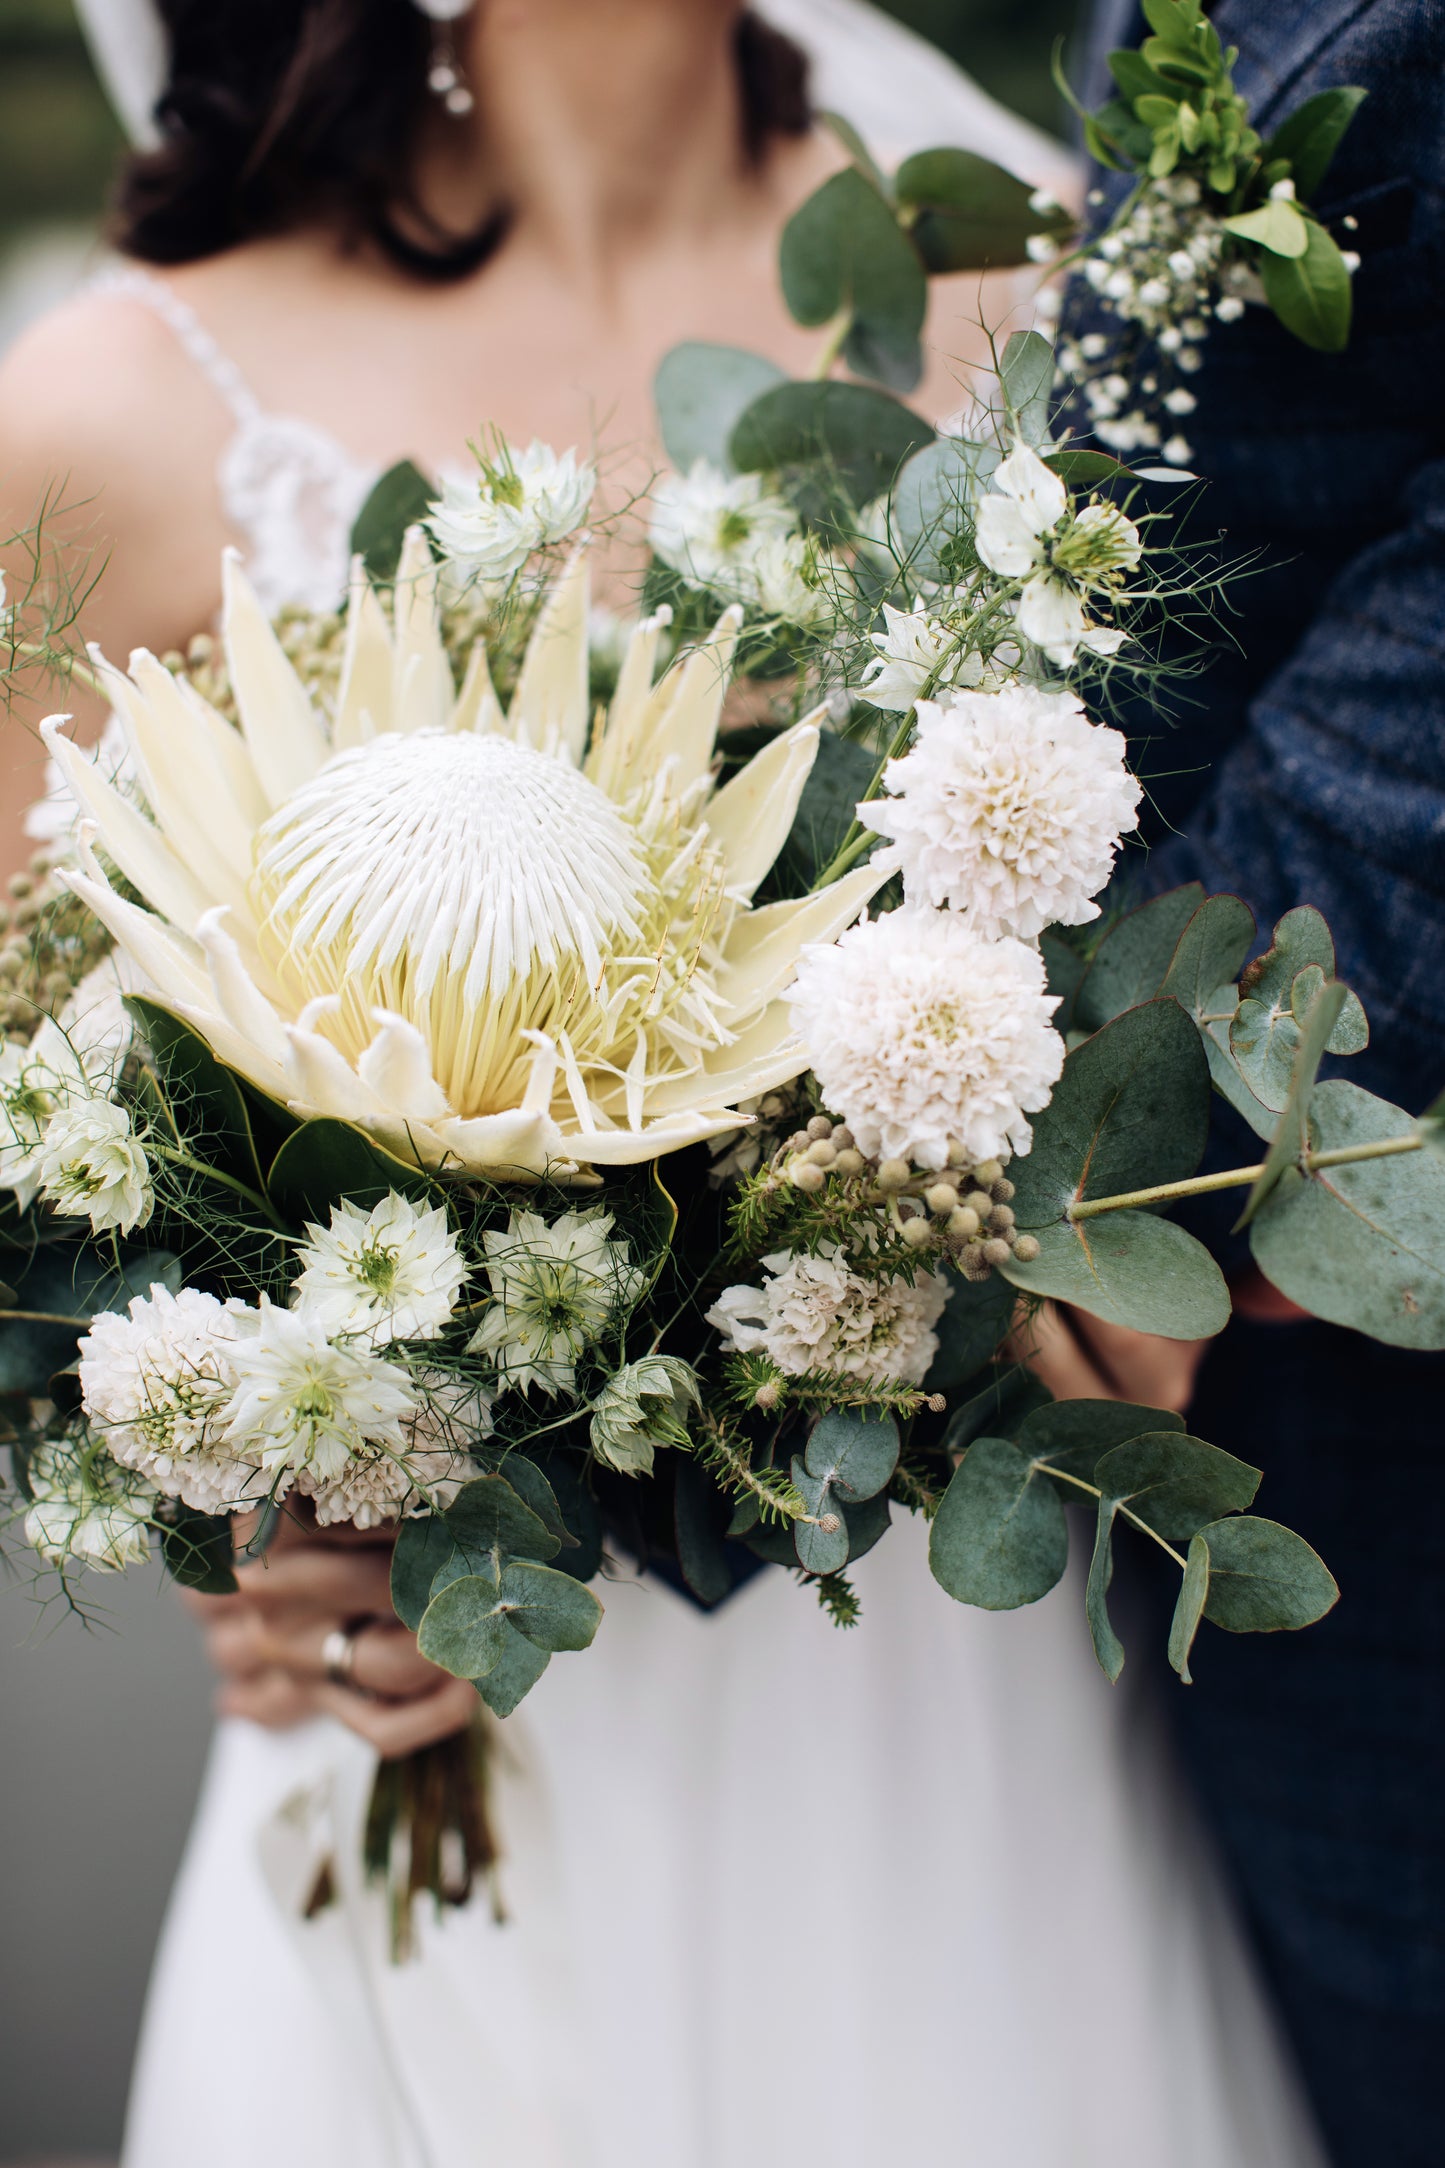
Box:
[321,1623,363,1688]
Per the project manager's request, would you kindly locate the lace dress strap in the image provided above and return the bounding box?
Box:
[89,262,381,616]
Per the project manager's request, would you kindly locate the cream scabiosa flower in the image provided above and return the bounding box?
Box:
[48,533,881,1178]
[863,683,1142,939]
[291,1192,466,1348]
[788,908,1064,1168]
[707,1246,948,1385]
[78,1283,264,1516]
[974,441,1139,667]
[470,1205,644,1398]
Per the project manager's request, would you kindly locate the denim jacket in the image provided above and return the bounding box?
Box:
[1070,0,1445,1117]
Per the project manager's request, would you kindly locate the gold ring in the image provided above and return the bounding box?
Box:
[321,1623,362,1687]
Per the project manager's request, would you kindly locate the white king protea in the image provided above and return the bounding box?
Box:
[47,534,882,1178]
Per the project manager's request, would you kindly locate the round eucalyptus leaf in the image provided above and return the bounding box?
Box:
[929,1435,1068,1610]
[1168,1533,1211,1683]
[417,1573,509,1679]
[1001,1213,1230,1340]
[497,1560,604,1653]
[1199,1516,1339,1632]
[790,1461,852,1575]
[445,1472,561,1565]
[894,149,1070,272]
[474,1622,552,1717]
[1018,1397,1185,1489]
[729,381,935,517]
[1074,882,1207,1033]
[779,167,926,392]
[803,1407,900,1500]
[390,1514,457,1632]
[999,328,1055,447]
[653,342,787,475]
[1094,1431,1260,1542]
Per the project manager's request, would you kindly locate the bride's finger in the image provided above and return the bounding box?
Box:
[206,1609,447,1701]
[1006,1301,1119,1403]
[315,1675,479,1760]
[232,1544,397,1616]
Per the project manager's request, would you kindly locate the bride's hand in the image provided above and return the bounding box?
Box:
[181,1502,477,1757]
[1009,1302,1209,1416]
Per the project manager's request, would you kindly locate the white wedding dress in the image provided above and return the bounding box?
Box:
[87,40,1326,2168]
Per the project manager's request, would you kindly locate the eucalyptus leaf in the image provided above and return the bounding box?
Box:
[1000,1212,1230,1339]
[1040,930,1088,1033]
[445,1472,561,1566]
[1198,1516,1339,1632]
[894,148,1071,273]
[266,1116,435,1225]
[350,460,437,582]
[1158,894,1272,1131]
[1231,905,1368,1111]
[803,1408,900,1501]
[500,1454,577,1550]
[1168,1534,1210,1682]
[390,1513,457,1633]
[417,1570,510,1678]
[127,998,267,1194]
[1094,1432,1260,1542]
[790,1462,852,1575]
[159,1505,237,1596]
[1259,220,1353,353]
[842,1490,891,1562]
[1017,1398,1184,1490]
[925,1268,1016,1395]
[769,730,877,892]
[940,1363,1053,1454]
[1074,883,1207,1032]
[730,381,935,520]
[929,1434,1068,1610]
[1249,1080,1445,1347]
[654,343,788,474]
[493,1559,604,1653]
[1236,979,1348,1227]
[1085,1504,1125,1682]
[673,1454,733,1605]
[889,436,994,580]
[780,167,927,392]
[474,1625,551,1717]
[999,329,1055,447]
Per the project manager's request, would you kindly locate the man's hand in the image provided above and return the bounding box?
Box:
[182,1503,476,1758]
[1010,1302,1209,1417]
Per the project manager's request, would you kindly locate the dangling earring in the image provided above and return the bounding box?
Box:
[413,0,476,117]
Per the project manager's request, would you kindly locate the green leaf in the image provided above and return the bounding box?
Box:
[1010,997,1213,1226]
[999,329,1055,447]
[1108,49,1173,104]
[653,343,788,474]
[265,1116,435,1226]
[1040,931,1089,1033]
[1085,1503,1125,1681]
[889,436,997,579]
[894,147,1071,273]
[1017,1397,1185,1490]
[730,380,935,521]
[1236,979,1348,1226]
[842,1489,891,1562]
[390,1514,457,1633]
[1001,1211,1230,1339]
[1264,86,1367,199]
[444,1472,561,1565]
[1220,199,1310,258]
[1249,1080,1445,1347]
[495,1559,603,1652]
[817,109,891,198]
[349,460,437,582]
[803,1408,900,1501]
[500,1453,578,1551]
[159,1505,237,1595]
[1074,883,1207,1032]
[1157,893,1273,1131]
[929,1434,1068,1609]
[1258,220,1354,352]
[474,1624,551,1717]
[1094,1431,1260,1541]
[1232,906,1368,1110]
[127,998,267,1193]
[674,1453,734,1604]
[940,1362,1052,1454]
[1168,1533,1210,1682]
[417,1570,510,1678]
[1198,1516,1339,1632]
[780,167,927,392]
[791,1464,852,1575]
[925,1268,1016,1395]
[1041,448,1135,488]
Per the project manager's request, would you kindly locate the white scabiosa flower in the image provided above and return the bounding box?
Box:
[863,682,1142,938]
[37,1098,152,1235]
[858,603,987,712]
[427,440,594,581]
[79,1284,264,1516]
[649,459,798,593]
[300,1371,490,1528]
[589,1355,700,1475]
[24,1440,157,1572]
[974,441,1140,667]
[707,1246,948,1385]
[468,1206,645,1398]
[788,908,1064,1168]
[220,1299,418,1488]
[290,1192,466,1348]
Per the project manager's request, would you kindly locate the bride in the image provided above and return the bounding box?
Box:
[0,4,1322,2163]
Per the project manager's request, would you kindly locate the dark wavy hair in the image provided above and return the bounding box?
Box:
[113,2,812,279]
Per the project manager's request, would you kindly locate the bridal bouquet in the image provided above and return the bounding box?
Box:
[5,15,1435,1938]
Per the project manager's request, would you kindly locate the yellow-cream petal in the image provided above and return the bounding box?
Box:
[703,714,823,898]
[41,719,215,934]
[450,636,504,736]
[222,549,331,807]
[586,606,672,793]
[714,862,886,1019]
[637,606,741,794]
[507,545,590,763]
[334,558,395,749]
[392,527,454,732]
[126,654,261,903]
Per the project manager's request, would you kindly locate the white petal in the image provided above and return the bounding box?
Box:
[644,1006,805,1115]
[714,863,885,1019]
[335,558,395,749]
[284,1025,391,1123]
[40,719,215,933]
[641,607,741,794]
[508,545,590,764]
[60,848,212,1010]
[1018,575,1087,658]
[703,713,820,897]
[392,527,454,732]
[356,1013,450,1121]
[126,654,260,905]
[994,439,1068,532]
[222,551,331,807]
[587,606,672,791]
[194,908,291,1068]
[973,495,1041,578]
[450,637,504,736]
[433,1108,564,1178]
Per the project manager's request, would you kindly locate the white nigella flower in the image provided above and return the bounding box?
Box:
[858,602,987,712]
[78,1284,265,1516]
[0,972,137,1209]
[427,439,594,582]
[789,907,1064,1168]
[290,1191,466,1348]
[221,1298,418,1488]
[468,1206,645,1398]
[24,1440,157,1573]
[37,1098,153,1235]
[974,439,1141,666]
[649,459,798,594]
[862,681,1142,939]
[707,1245,948,1386]
[741,531,833,628]
[300,1372,488,1528]
[589,1355,700,1476]
[52,538,882,1178]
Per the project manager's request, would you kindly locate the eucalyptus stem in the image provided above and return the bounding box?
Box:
[1065,1132,1423,1221]
[148,1140,285,1228]
[809,306,853,380]
[1039,1461,1188,1570]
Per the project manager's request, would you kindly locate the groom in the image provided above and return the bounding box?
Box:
[1062,3,1445,2161]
